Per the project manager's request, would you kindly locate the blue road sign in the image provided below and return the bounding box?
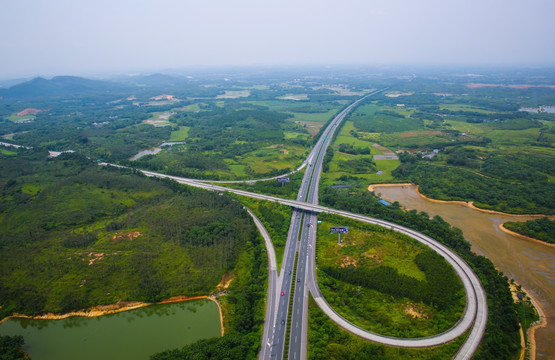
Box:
[330,226,348,234]
[277,177,290,182]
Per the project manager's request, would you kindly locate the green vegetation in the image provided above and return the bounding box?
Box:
[319,185,522,359]
[508,281,540,355]
[315,214,464,337]
[308,296,466,360]
[236,197,292,270]
[504,217,555,244]
[6,113,36,123]
[392,161,554,214]
[150,334,251,360]
[0,151,261,319]
[222,168,306,200]
[129,109,310,179]
[151,211,267,360]
[2,69,553,359]
[0,148,17,156]
[168,126,190,141]
[352,109,423,133]
[0,335,28,360]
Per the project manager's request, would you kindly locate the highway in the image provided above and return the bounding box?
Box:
[104,91,487,359]
[267,90,384,360]
[137,169,487,359]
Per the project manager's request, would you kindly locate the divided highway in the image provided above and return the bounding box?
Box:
[106,91,487,360]
[138,169,487,360]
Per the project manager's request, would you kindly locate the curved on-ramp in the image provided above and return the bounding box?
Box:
[306,207,488,354]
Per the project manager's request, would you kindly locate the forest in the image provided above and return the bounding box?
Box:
[504,217,555,244]
[0,150,262,319]
[392,161,554,214]
[0,335,27,360]
[321,250,462,312]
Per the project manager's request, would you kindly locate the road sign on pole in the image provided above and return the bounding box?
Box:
[330,227,348,244]
[277,177,290,187]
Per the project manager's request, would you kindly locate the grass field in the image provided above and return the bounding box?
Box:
[169,126,190,141]
[314,214,464,337]
[232,144,306,176]
[289,109,339,123]
[284,131,310,141]
[446,119,490,134]
[225,162,248,178]
[245,100,341,121]
[6,114,36,123]
[378,131,452,148]
[487,128,542,145]
[0,148,17,156]
[317,218,426,280]
[366,159,401,183]
[334,122,379,152]
[440,104,496,114]
[353,104,413,117]
[175,103,202,112]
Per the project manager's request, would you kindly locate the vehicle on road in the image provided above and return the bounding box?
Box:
[281,291,284,296]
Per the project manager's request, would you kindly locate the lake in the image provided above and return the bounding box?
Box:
[0,299,221,360]
[372,184,555,360]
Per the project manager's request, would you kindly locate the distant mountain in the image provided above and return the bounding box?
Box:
[0,76,128,98]
[117,73,190,88]
[0,77,33,89]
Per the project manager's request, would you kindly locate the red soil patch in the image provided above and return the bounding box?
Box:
[112,231,142,242]
[85,252,104,265]
[16,108,41,116]
[150,94,174,100]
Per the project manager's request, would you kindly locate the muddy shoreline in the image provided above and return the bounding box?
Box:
[498,224,555,248]
[371,183,552,219]
[0,295,224,333]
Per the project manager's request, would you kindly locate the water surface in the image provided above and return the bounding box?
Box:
[129,147,162,161]
[373,184,555,360]
[0,299,220,360]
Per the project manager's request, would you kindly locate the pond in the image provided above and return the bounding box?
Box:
[372,184,555,360]
[0,299,221,360]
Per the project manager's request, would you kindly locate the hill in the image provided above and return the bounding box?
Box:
[0,76,127,98]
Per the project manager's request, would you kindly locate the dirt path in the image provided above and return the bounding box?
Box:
[207,296,225,336]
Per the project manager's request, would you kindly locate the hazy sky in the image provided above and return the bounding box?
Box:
[1,0,554,79]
